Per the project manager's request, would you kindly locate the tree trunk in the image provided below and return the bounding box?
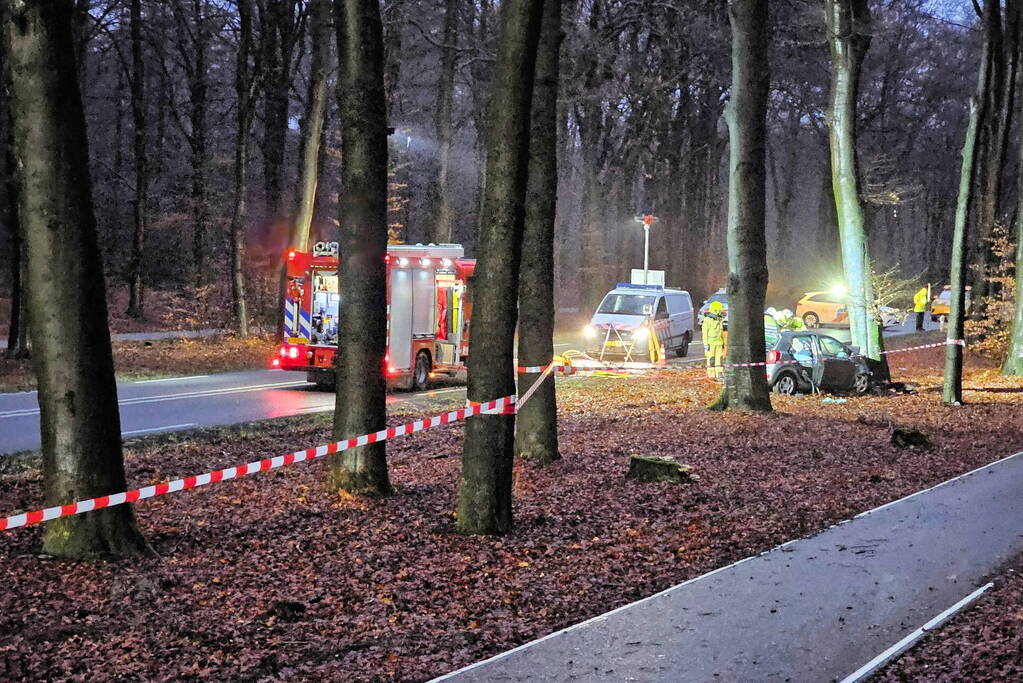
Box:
[261,0,298,220]
[515,0,561,464]
[4,0,150,558]
[328,0,392,496]
[945,2,994,403]
[180,0,210,289]
[457,0,543,536]
[824,0,880,360]
[291,0,331,254]
[433,0,459,244]
[1005,195,1023,374]
[2,38,29,359]
[711,0,771,413]
[971,0,1017,313]
[126,0,147,318]
[230,0,259,337]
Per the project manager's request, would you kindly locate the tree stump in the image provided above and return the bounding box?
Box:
[891,427,932,450]
[627,455,696,483]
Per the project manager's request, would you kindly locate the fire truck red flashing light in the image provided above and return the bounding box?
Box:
[274,242,475,391]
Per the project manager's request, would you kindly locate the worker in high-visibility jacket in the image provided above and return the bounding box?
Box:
[913,287,928,331]
[702,300,726,380]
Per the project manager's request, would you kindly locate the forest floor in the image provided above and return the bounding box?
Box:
[2,332,1022,681]
[876,552,1023,682]
[0,334,276,392]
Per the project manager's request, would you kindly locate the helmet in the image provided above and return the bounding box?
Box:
[765,307,777,317]
[709,301,724,313]
[781,309,793,318]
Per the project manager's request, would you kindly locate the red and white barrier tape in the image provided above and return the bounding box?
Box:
[571,338,969,376]
[0,395,516,532]
[517,364,552,374]
[881,339,966,355]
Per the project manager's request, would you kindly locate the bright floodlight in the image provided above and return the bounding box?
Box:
[583,325,597,338]
[830,283,848,298]
[633,327,649,342]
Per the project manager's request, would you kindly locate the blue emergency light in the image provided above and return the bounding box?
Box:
[616,283,664,291]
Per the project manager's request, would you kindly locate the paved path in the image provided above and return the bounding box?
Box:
[437,449,1023,682]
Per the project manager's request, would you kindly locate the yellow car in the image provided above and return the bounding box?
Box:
[795,291,848,328]
[930,285,971,321]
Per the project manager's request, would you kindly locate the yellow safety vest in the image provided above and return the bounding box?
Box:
[702,315,724,345]
[913,289,928,313]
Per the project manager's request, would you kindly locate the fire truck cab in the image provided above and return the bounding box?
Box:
[274,242,475,391]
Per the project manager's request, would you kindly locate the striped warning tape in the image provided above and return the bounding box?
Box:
[881,339,966,355]
[564,339,968,376]
[0,395,516,532]
[517,364,551,374]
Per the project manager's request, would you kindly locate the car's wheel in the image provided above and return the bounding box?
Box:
[853,372,871,395]
[802,312,820,328]
[412,350,431,392]
[772,371,799,395]
[676,334,690,358]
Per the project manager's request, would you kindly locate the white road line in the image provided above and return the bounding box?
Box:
[0,380,311,419]
[134,375,209,384]
[838,582,994,683]
[122,423,196,436]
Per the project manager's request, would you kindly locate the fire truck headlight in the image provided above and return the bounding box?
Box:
[397,257,409,267]
[583,325,597,339]
[633,327,649,342]
[420,258,431,267]
[279,346,287,357]
[288,346,299,359]
[441,258,452,268]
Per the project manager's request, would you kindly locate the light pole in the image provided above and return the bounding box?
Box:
[633,214,659,284]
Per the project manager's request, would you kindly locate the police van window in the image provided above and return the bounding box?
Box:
[655,298,669,319]
[597,294,656,315]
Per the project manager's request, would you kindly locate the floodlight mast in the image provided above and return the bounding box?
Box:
[633,214,659,284]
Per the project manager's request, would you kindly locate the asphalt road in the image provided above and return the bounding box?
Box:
[0,370,469,455]
[0,317,937,456]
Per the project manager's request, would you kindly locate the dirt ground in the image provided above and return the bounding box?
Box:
[1,333,1022,681]
[0,334,277,392]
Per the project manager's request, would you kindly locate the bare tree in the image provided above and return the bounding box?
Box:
[946,0,997,401]
[4,0,150,558]
[229,0,263,337]
[432,0,459,244]
[291,0,332,253]
[712,0,772,412]
[125,0,148,317]
[515,0,562,464]
[825,0,880,359]
[259,0,304,219]
[168,0,212,288]
[457,0,544,536]
[328,0,392,496]
[1,28,28,359]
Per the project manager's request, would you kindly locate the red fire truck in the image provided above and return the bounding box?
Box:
[273,242,476,391]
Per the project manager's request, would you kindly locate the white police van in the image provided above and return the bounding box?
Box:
[584,283,695,359]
